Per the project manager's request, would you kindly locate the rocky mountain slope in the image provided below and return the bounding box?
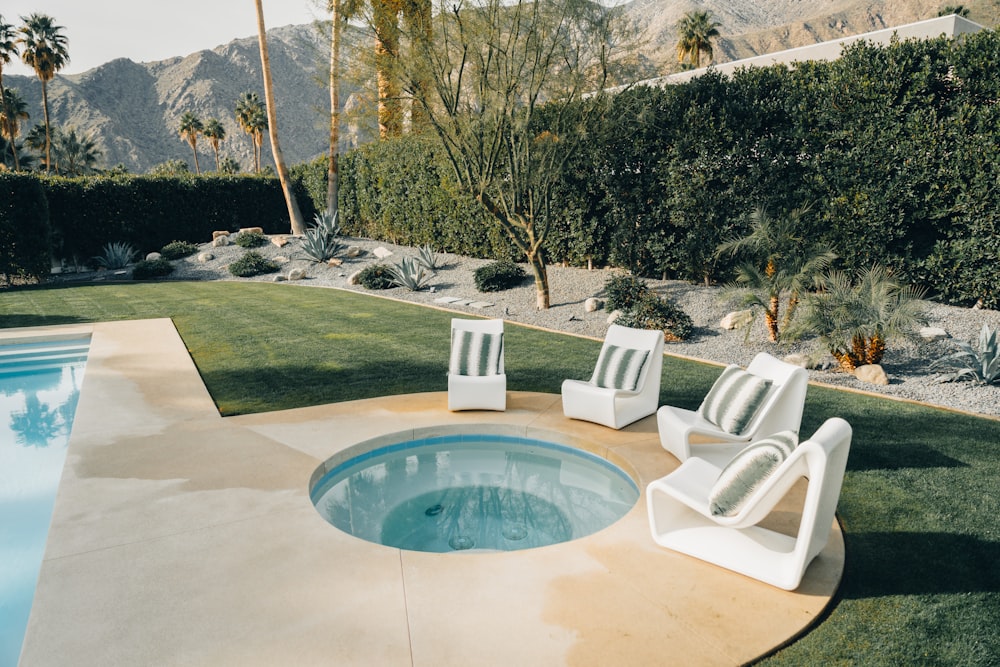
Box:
[3,0,996,173]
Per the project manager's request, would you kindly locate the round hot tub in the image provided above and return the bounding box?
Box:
[310,431,639,553]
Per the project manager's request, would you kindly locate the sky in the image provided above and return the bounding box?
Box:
[2,0,322,77]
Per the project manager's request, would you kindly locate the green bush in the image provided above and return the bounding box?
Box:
[615,292,694,342]
[357,264,396,290]
[0,173,51,282]
[93,241,137,270]
[233,230,268,248]
[604,274,650,311]
[160,240,198,260]
[228,251,279,277]
[131,257,175,280]
[474,260,526,292]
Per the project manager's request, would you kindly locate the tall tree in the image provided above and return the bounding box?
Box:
[372,0,402,138]
[0,87,28,171]
[18,13,69,173]
[178,111,204,174]
[327,0,342,213]
[203,117,226,171]
[676,10,720,70]
[252,0,306,235]
[0,15,20,170]
[235,91,267,172]
[405,0,627,309]
[52,126,102,175]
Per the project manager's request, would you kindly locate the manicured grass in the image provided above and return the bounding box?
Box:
[2,281,998,664]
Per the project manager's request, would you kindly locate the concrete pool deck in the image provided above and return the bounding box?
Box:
[13,319,844,666]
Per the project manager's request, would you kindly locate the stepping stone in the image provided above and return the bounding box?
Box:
[468,301,494,309]
[434,296,463,304]
[450,299,472,306]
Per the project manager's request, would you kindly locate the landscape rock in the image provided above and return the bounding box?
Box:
[239,227,264,235]
[273,256,290,264]
[854,364,889,385]
[328,258,344,267]
[271,235,289,248]
[145,252,162,261]
[720,309,754,330]
[272,274,287,282]
[607,309,622,324]
[584,297,605,313]
[919,326,948,342]
[287,268,307,281]
[347,270,362,286]
[782,353,812,369]
[212,235,230,247]
[212,230,230,240]
[345,246,362,258]
[373,247,393,260]
[196,252,214,263]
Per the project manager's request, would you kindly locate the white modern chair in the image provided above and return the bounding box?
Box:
[561,324,664,429]
[657,352,808,466]
[448,318,506,411]
[646,417,852,591]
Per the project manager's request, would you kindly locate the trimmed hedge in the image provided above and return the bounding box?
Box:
[0,173,51,281]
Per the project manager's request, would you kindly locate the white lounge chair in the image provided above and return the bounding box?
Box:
[561,324,664,429]
[646,417,852,591]
[657,352,808,466]
[448,318,506,411]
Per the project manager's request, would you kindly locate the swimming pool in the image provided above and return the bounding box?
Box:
[0,336,89,666]
[311,432,639,553]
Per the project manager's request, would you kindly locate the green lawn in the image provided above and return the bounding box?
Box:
[2,281,998,665]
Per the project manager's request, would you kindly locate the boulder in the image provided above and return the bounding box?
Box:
[345,246,363,258]
[287,268,307,281]
[273,255,290,264]
[584,297,604,313]
[854,364,889,385]
[328,257,344,267]
[607,309,622,324]
[272,274,287,282]
[372,246,393,259]
[212,230,230,240]
[782,353,812,369]
[196,252,214,263]
[919,326,948,342]
[239,226,264,235]
[720,310,754,330]
[145,252,162,261]
[271,235,289,248]
[347,270,363,286]
[212,235,230,247]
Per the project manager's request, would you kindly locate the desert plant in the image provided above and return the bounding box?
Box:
[131,257,174,279]
[233,230,268,248]
[312,209,341,240]
[474,260,526,292]
[793,264,928,372]
[357,263,396,290]
[932,324,1000,386]
[615,292,694,342]
[228,251,279,277]
[415,244,442,271]
[160,240,198,260]
[300,228,345,263]
[604,273,650,312]
[387,256,434,291]
[93,242,137,270]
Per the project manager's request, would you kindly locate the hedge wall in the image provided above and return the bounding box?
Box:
[0,173,51,281]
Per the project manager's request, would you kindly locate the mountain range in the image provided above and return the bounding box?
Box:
[3,0,996,174]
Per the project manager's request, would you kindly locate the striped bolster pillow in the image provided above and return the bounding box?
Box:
[698,365,773,435]
[708,431,798,517]
[450,330,503,376]
[590,344,649,392]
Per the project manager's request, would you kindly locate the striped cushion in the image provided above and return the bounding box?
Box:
[698,365,773,435]
[450,330,503,376]
[708,431,798,517]
[590,344,649,391]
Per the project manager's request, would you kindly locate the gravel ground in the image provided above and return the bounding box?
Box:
[94,233,1000,420]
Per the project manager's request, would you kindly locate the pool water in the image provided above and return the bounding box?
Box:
[0,337,89,667]
[311,434,639,553]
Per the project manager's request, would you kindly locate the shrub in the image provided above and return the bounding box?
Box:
[474,260,526,292]
[160,240,198,260]
[615,292,694,342]
[233,230,268,248]
[131,257,174,280]
[357,263,395,290]
[93,241,137,269]
[0,174,51,282]
[932,324,1000,386]
[604,273,649,311]
[228,251,279,277]
[387,256,433,291]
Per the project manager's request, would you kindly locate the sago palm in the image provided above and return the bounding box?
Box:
[18,13,69,173]
[178,112,203,174]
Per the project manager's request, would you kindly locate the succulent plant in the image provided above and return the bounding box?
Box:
[933,324,1000,386]
[415,244,441,270]
[387,256,434,291]
[93,241,137,270]
[301,227,345,263]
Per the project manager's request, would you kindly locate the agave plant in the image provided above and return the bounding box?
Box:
[93,242,137,270]
[415,244,441,270]
[312,209,341,240]
[387,256,433,291]
[300,227,345,262]
[932,324,1000,386]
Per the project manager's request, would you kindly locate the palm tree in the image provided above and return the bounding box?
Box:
[177,111,203,174]
[717,206,837,343]
[0,87,28,170]
[52,126,102,175]
[676,10,720,70]
[235,91,266,172]
[18,13,69,173]
[372,0,402,138]
[0,15,20,169]
[202,118,226,171]
[252,0,306,234]
[327,0,342,213]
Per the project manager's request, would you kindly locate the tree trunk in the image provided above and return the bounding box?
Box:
[41,80,51,173]
[527,249,550,310]
[254,0,306,235]
[327,0,341,214]
[866,333,886,365]
[0,78,21,171]
[766,295,780,342]
[373,0,402,138]
[404,0,432,132]
[190,140,201,174]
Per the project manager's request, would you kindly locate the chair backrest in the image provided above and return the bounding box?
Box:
[742,352,809,438]
[602,324,665,395]
[451,318,505,374]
